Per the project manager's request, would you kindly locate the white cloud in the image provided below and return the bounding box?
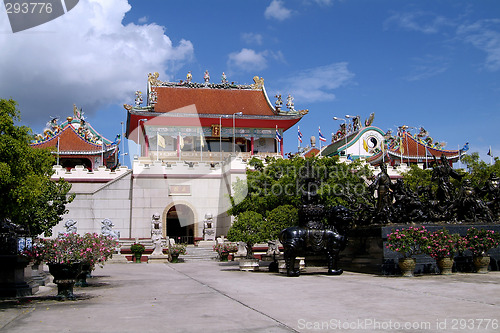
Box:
[138,16,148,24]
[280,63,355,103]
[384,11,452,34]
[405,55,449,81]
[457,19,500,72]
[241,32,263,45]
[227,48,268,72]
[0,0,194,129]
[264,0,292,21]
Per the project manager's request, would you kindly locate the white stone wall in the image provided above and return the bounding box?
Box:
[51,157,249,239]
[51,166,132,237]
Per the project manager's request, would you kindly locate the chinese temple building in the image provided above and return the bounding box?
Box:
[33,73,307,243]
[125,72,307,160]
[320,113,464,168]
[30,106,120,171]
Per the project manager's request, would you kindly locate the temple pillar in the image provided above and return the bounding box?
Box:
[280,139,284,157]
[250,137,254,155]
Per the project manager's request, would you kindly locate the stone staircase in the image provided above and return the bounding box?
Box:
[181,245,218,262]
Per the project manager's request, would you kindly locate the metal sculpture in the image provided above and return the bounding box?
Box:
[279,178,352,277]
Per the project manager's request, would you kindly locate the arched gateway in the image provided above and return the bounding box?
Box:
[163,203,196,244]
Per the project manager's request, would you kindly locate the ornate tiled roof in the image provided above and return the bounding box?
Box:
[31,120,118,155]
[125,73,308,138]
[154,86,276,116]
[367,131,461,165]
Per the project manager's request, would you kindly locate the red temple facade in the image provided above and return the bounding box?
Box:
[125,73,307,160]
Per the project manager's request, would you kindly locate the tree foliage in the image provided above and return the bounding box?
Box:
[0,98,74,236]
[264,205,298,240]
[227,211,267,259]
[460,152,500,188]
[229,156,372,219]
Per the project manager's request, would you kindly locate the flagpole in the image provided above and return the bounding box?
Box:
[178,132,181,161]
[490,146,493,165]
[57,137,60,165]
[405,131,409,166]
[275,125,279,156]
[298,126,300,151]
[156,131,159,161]
[200,130,203,162]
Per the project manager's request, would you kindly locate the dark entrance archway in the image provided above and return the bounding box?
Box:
[166,204,195,244]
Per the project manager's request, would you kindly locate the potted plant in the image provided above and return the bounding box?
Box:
[386,226,431,277]
[425,229,461,275]
[464,228,500,273]
[168,243,186,263]
[227,211,267,271]
[130,243,145,263]
[213,242,238,261]
[29,233,85,299]
[27,233,118,298]
[76,233,118,286]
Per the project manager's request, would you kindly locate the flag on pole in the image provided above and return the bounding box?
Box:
[157,133,166,148]
[363,139,368,152]
[298,126,303,143]
[487,147,492,156]
[275,126,282,142]
[318,127,326,142]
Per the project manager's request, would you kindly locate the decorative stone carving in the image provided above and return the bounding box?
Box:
[63,219,77,234]
[151,213,164,256]
[101,219,120,240]
[203,213,216,241]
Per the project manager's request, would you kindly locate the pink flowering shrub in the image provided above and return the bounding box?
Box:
[425,229,462,260]
[464,228,500,256]
[386,226,431,258]
[26,233,118,268]
[213,242,238,254]
[168,243,187,256]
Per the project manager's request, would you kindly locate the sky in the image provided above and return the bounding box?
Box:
[1,0,499,168]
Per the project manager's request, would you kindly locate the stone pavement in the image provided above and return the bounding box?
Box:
[1,260,499,333]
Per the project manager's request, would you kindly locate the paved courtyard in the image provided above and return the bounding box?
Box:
[1,259,499,332]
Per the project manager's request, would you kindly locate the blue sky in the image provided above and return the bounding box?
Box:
[1,0,499,167]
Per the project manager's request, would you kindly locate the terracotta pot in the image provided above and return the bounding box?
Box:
[473,255,490,274]
[398,258,416,277]
[436,257,454,275]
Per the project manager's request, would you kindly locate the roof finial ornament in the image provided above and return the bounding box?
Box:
[221,72,228,84]
[275,94,283,111]
[148,72,160,86]
[135,91,143,106]
[251,76,264,90]
[204,70,210,85]
[186,71,192,83]
[286,94,295,112]
[73,104,84,121]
